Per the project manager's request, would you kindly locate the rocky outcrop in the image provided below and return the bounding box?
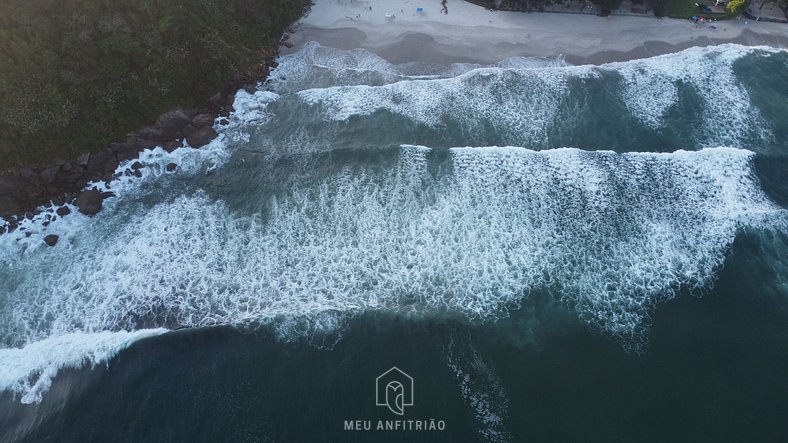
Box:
[0,44,282,234]
[43,234,59,247]
[185,126,219,148]
[74,189,104,216]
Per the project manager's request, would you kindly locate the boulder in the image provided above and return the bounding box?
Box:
[75,189,103,215]
[163,140,182,152]
[192,113,214,128]
[43,234,59,247]
[185,126,218,148]
[166,163,178,172]
[86,150,118,175]
[113,143,143,163]
[41,167,59,184]
[76,153,90,166]
[56,206,71,217]
[157,110,192,136]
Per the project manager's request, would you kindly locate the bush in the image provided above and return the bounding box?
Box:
[726,0,748,14]
[649,0,668,16]
[0,0,309,170]
[591,0,623,15]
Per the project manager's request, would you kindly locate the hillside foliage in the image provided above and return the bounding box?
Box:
[0,0,308,169]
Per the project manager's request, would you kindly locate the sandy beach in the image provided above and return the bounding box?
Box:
[285,0,788,64]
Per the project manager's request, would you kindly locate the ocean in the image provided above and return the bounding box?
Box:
[1,42,787,442]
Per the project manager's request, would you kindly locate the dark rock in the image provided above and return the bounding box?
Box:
[113,143,143,163]
[20,167,34,178]
[0,176,24,218]
[61,162,73,172]
[166,163,178,172]
[157,110,191,129]
[223,103,235,114]
[41,167,58,184]
[75,189,103,215]
[56,206,71,217]
[87,151,118,175]
[219,118,229,126]
[76,153,90,166]
[207,93,223,111]
[43,234,59,247]
[133,170,143,178]
[185,126,218,148]
[192,113,214,128]
[131,161,143,170]
[133,126,170,142]
[64,172,83,184]
[163,140,182,152]
[229,72,245,86]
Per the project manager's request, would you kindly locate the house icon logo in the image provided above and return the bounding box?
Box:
[375,367,414,415]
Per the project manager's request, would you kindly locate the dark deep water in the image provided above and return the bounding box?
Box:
[1,44,787,442]
[3,243,788,443]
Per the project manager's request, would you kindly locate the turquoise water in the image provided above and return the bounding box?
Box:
[1,43,787,442]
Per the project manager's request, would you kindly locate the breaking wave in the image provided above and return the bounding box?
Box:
[1,43,786,404]
[254,43,782,151]
[1,145,784,402]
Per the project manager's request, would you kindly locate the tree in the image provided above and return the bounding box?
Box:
[592,0,623,15]
[726,0,749,14]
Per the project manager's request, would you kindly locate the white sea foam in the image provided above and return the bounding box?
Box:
[612,44,779,141]
[274,43,779,148]
[0,88,278,256]
[296,65,591,146]
[0,329,167,404]
[1,146,783,405]
[0,140,230,257]
[271,42,569,93]
[1,44,785,405]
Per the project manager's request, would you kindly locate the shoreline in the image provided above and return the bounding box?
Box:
[2,0,787,233]
[0,56,274,234]
[0,42,297,235]
[284,0,788,65]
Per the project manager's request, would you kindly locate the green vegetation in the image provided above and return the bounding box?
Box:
[726,0,749,13]
[593,0,623,15]
[652,0,733,18]
[472,0,744,18]
[0,0,309,170]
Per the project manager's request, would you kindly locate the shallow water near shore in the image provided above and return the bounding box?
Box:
[1,43,787,442]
